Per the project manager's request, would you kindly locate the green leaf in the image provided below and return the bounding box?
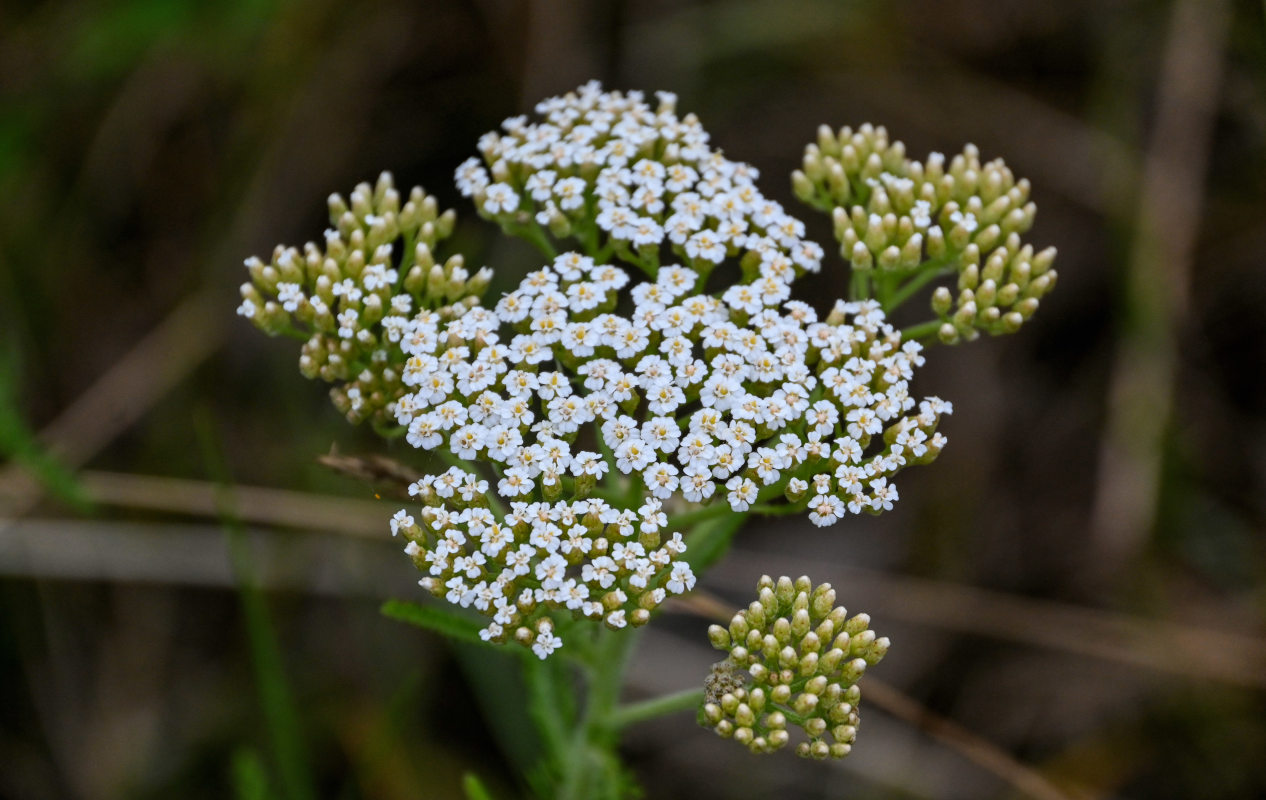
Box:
[380,599,497,648]
[453,641,543,779]
[522,655,570,770]
[0,352,91,511]
[462,772,496,800]
[684,513,746,572]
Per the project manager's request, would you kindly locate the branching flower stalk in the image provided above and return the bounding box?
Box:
[236,82,1056,798]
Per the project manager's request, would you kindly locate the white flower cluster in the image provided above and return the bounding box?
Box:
[237,83,958,660]
[394,469,695,658]
[397,81,950,523]
[455,80,825,278]
[390,250,949,523]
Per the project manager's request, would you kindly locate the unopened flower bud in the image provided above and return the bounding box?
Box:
[850,241,873,271]
[704,703,722,724]
[772,617,791,644]
[775,576,795,607]
[791,609,811,639]
[792,170,816,203]
[843,658,867,682]
[926,226,947,259]
[932,286,953,316]
[798,651,819,677]
[849,629,876,657]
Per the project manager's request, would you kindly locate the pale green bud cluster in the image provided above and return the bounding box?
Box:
[792,125,1058,343]
[236,173,491,426]
[701,575,888,759]
[930,237,1057,344]
[792,123,909,211]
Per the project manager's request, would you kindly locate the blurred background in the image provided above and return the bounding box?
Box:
[2,0,1265,797]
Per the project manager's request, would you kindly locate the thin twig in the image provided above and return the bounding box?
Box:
[664,591,734,623]
[316,450,423,498]
[0,519,404,593]
[0,295,221,522]
[862,678,1080,800]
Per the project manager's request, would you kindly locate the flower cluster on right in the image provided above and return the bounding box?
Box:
[703,575,888,759]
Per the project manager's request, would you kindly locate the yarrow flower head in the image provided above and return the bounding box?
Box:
[702,575,888,759]
[237,83,972,658]
[237,82,1061,792]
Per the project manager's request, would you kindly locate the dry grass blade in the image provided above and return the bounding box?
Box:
[1089,0,1233,566]
[31,467,1266,687]
[0,296,221,522]
[17,470,389,538]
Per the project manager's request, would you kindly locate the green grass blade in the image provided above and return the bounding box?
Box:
[231,748,275,800]
[0,352,90,511]
[462,772,496,800]
[196,411,317,800]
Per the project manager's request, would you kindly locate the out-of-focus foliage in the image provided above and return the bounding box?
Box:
[2,0,1265,798]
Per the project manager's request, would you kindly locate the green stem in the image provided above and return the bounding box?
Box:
[371,420,406,439]
[577,220,601,258]
[596,436,622,493]
[623,472,644,509]
[884,259,954,312]
[557,627,636,800]
[276,322,310,341]
[398,232,417,272]
[609,688,703,730]
[523,656,570,769]
[874,272,899,308]
[849,269,871,301]
[900,319,944,342]
[612,243,656,279]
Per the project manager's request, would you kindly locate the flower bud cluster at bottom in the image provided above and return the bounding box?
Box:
[701,575,888,758]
